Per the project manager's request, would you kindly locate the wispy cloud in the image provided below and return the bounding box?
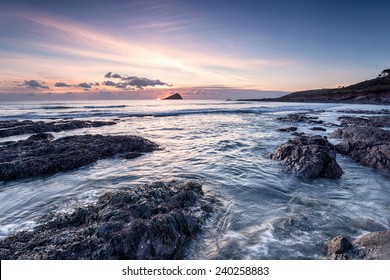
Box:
[0,4,296,90]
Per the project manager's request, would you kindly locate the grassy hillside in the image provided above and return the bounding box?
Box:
[277,70,390,104]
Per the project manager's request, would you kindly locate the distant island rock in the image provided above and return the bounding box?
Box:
[163,93,183,100]
[237,69,390,105]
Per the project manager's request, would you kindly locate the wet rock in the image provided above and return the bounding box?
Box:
[355,230,390,259]
[276,113,324,124]
[0,120,116,138]
[332,127,390,175]
[270,135,342,179]
[276,127,298,132]
[27,132,55,141]
[338,116,390,127]
[326,230,390,260]
[0,181,213,260]
[327,236,353,255]
[291,132,305,137]
[0,134,158,180]
[336,109,390,115]
[310,127,326,131]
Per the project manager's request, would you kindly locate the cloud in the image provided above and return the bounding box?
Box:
[103,81,117,86]
[104,72,122,79]
[104,73,171,89]
[23,80,50,89]
[55,82,72,87]
[77,82,92,88]
[103,80,129,89]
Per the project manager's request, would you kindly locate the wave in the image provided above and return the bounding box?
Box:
[35,105,127,110]
[83,105,127,109]
[148,108,270,117]
[3,108,271,120]
[40,106,74,110]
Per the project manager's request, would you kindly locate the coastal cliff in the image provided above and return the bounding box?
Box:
[239,69,390,104]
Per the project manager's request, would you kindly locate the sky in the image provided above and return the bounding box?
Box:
[0,0,389,100]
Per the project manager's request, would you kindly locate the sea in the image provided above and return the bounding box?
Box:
[0,99,389,259]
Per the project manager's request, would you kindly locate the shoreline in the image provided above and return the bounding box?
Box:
[0,105,389,260]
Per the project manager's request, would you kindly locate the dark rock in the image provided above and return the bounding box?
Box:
[163,93,183,100]
[326,230,390,260]
[27,133,55,141]
[332,127,390,175]
[276,113,324,124]
[356,230,390,260]
[0,181,213,260]
[0,134,158,180]
[291,132,305,137]
[270,135,342,179]
[338,116,390,127]
[336,109,390,115]
[310,127,326,131]
[277,127,298,132]
[0,120,116,138]
[327,236,352,255]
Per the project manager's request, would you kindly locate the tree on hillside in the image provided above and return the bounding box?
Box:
[378,68,390,78]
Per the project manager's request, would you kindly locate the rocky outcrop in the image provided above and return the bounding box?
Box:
[0,134,158,180]
[276,127,298,132]
[0,120,116,138]
[310,127,326,131]
[163,93,183,100]
[276,113,324,124]
[332,127,390,175]
[336,109,390,115]
[0,181,214,260]
[270,135,343,179]
[326,231,390,260]
[338,116,390,127]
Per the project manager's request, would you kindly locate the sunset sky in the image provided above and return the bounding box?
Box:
[0,0,389,100]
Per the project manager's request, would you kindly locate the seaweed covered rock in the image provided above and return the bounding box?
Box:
[326,231,390,260]
[0,120,116,138]
[276,113,324,124]
[270,135,342,179]
[338,115,390,127]
[332,127,390,175]
[0,134,158,180]
[0,181,214,260]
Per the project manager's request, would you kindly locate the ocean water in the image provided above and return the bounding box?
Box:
[0,99,389,259]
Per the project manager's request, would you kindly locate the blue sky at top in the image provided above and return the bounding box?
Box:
[0,0,389,98]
